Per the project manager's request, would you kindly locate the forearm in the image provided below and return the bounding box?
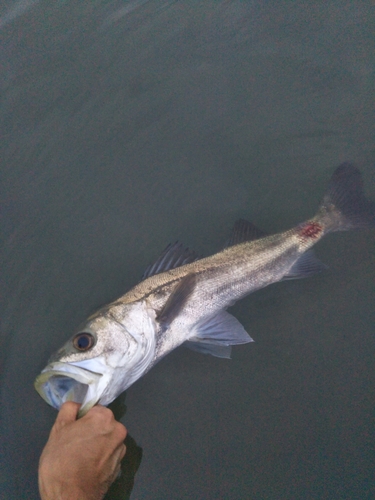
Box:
[39,476,105,500]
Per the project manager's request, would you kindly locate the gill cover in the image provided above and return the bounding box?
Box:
[34,301,157,416]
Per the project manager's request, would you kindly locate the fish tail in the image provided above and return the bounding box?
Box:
[315,163,375,233]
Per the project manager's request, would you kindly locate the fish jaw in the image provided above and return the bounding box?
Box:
[34,360,113,417]
[34,351,133,416]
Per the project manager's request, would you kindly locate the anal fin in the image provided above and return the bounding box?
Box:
[282,250,328,280]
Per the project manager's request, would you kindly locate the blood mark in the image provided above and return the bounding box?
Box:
[298,221,323,239]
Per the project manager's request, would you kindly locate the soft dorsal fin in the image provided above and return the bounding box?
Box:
[141,242,199,280]
[225,218,267,247]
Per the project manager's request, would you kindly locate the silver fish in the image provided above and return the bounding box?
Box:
[35,164,374,416]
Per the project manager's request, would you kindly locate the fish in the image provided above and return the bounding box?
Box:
[35,163,374,416]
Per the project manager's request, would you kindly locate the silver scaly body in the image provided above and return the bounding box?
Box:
[108,227,319,363]
[35,164,374,416]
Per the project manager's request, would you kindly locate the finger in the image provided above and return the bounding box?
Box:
[87,404,110,413]
[104,455,122,489]
[119,444,126,461]
[84,404,113,420]
[54,401,81,427]
[111,443,126,465]
[116,444,126,464]
[115,422,127,442]
[114,462,122,480]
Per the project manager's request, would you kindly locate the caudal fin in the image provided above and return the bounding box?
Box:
[316,163,374,233]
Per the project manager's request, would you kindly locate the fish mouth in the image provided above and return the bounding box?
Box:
[34,361,107,417]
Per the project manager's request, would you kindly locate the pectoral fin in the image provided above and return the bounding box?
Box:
[157,274,196,328]
[185,311,253,359]
[185,342,233,359]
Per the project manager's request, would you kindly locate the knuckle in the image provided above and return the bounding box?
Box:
[115,422,127,441]
[100,407,115,420]
[89,405,114,422]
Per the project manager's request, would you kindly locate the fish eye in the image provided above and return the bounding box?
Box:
[73,332,95,351]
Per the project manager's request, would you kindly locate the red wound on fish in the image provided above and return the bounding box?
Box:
[298,221,322,239]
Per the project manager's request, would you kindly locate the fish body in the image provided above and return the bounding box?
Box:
[35,164,374,416]
[119,227,318,359]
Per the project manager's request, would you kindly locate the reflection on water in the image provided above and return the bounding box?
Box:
[106,393,143,500]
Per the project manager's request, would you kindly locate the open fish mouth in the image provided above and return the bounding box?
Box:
[34,362,105,417]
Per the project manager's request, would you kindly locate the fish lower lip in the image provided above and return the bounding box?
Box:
[34,362,103,416]
[44,375,89,408]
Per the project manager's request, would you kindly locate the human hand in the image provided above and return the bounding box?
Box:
[38,402,127,500]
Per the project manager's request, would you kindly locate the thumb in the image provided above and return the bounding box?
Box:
[54,401,80,428]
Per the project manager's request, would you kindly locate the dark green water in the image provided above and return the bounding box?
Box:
[1,1,374,499]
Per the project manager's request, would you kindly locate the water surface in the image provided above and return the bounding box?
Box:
[1,1,374,499]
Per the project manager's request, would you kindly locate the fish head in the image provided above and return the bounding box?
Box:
[34,301,156,417]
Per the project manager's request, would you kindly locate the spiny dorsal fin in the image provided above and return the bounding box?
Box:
[225,218,267,247]
[141,242,199,280]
